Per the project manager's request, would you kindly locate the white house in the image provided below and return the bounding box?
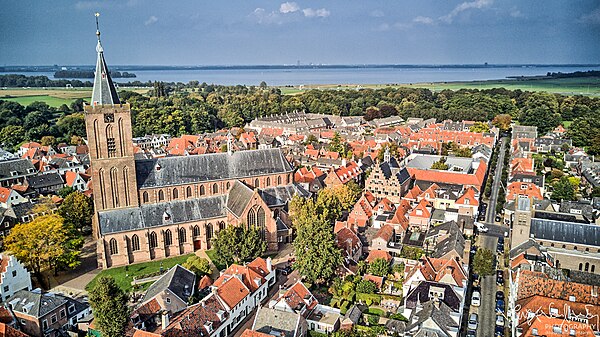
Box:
[0,254,32,301]
[0,187,28,208]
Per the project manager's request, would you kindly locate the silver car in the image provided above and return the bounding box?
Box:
[468,313,478,330]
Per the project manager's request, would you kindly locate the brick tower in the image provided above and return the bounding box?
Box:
[84,14,139,239]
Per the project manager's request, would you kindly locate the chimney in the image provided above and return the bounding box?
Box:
[266,257,272,272]
[161,310,169,330]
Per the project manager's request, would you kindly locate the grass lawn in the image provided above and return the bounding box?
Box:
[205,249,226,271]
[0,87,150,107]
[86,254,194,292]
[1,95,86,107]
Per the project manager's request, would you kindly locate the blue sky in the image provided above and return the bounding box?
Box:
[1,0,599,65]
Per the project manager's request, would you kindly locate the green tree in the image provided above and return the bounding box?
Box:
[0,125,25,149]
[328,132,348,157]
[57,186,76,199]
[57,191,93,231]
[316,188,343,224]
[293,208,342,284]
[469,121,490,133]
[431,157,449,170]
[88,276,130,337]
[40,135,56,146]
[212,225,266,267]
[259,81,268,89]
[182,255,212,276]
[368,258,390,277]
[519,92,561,134]
[356,279,377,294]
[473,248,494,276]
[551,176,576,201]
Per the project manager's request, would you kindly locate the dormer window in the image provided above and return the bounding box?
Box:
[163,212,170,221]
[10,171,17,176]
[27,168,35,174]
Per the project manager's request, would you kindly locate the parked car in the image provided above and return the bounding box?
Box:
[467,330,477,337]
[470,245,478,255]
[495,325,505,337]
[498,237,504,245]
[279,266,292,275]
[496,299,505,313]
[472,291,481,307]
[475,222,489,233]
[497,243,504,254]
[496,270,504,285]
[496,215,502,222]
[496,315,505,327]
[468,313,478,330]
[496,290,504,301]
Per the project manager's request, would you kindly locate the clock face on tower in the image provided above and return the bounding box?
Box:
[104,112,115,123]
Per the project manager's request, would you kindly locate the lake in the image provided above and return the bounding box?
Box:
[4,65,600,86]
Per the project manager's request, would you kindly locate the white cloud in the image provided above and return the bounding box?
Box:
[370,10,384,18]
[280,2,299,14]
[439,0,493,23]
[303,8,330,18]
[413,16,434,25]
[145,15,158,26]
[509,7,523,18]
[251,8,282,24]
[580,7,600,24]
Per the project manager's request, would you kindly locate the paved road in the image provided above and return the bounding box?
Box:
[477,234,499,337]
[477,137,508,337]
[485,137,507,225]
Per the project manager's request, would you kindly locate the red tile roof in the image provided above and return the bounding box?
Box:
[0,323,29,337]
[363,274,384,289]
[366,250,392,263]
[216,276,250,309]
[240,330,272,337]
[506,182,543,201]
[455,187,479,206]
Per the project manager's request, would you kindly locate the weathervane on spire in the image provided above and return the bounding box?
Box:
[95,12,103,52]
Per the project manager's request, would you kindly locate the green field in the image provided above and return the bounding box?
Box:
[85,253,194,292]
[277,77,600,96]
[0,87,150,107]
[1,95,88,107]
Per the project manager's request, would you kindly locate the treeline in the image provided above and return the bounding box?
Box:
[0,74,149,88]
[54,70,136,78]
[546,70,600,78]
[1,85,600,154]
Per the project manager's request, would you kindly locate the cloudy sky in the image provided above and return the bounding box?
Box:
[1,0,599,65]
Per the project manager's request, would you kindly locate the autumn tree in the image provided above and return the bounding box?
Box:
[492,114,512,131]
[469,121,490,133]
[212,225,266,267]
[5,214,81,279]
[89,276,130,337]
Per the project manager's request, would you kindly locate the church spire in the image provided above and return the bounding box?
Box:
[91,12,120,106]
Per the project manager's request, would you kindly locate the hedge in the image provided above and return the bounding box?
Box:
[356,292,382,304]
[367,307,386,317]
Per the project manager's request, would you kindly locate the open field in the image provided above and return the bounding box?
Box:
[85,253,194,292]
[278,77,600,96]
[0,87,151,107]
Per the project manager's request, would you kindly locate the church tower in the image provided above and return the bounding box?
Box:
[84,13,139,236]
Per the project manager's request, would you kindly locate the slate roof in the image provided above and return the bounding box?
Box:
[98,196,226,235]
[226,181,254,218]
[91,37,120,105]
[142,265,195,305]
[530,213,600,247]
[135,148,292,189]
[406,300,458,337]
[0,159,36,181]
[27,172,64,189]
[259,184,310,207]
[8,289,67,318]
[405,281,462,312]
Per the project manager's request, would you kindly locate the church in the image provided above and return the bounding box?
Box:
[85,27,304,268]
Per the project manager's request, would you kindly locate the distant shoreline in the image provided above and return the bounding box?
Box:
[2,64,600,73]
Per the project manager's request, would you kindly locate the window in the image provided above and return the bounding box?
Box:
[68,305,75,314]
[179,228,186,244]
[206,223,213,241]
[142,191,149,203]
[592,265,596,273]
[186,186,192,198]
[579,263,583,271]
[158,190,165,201]
[3,286,8,292]
[200,185,205,196]
[254,178,260,188]
[247,208,256,227]
[164,230,173,246]
[257,207,266,239]
[166,297,171,304]
[51,314,57,324]
[193,225,200,237]
[266,177,271,186]
[277,176,282,185]
[531,328,538,336]
[60,309,66,319]
[585,262,590,272]
[131,235,140,251]
[172,188,178,199]
[12,270,16,277]
[150,232,158,249]
[42,320,48,330]
[212,183,218,194]
[226,182,230,190]
[109,238,118,255]
[219,222,226,231]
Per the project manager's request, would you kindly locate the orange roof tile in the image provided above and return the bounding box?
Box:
[366,250,392,263]
[216,276,249,309]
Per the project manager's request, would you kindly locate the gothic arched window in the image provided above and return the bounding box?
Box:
[193,225,200,237]
[143,191,149,203]
[164,230,173,246]
[206,223,213,241]
[186,186,192,198]
[278,176,282,185]
[173,188,179,199]
[257,207,266,239]
[212,183,218,194]
[247,208,256,227]
[266,177,271,187]
[131,235,140,251]
[200,185,205,196]
[158,190,165,201]
[149,232,158,249]
[179,228,186,244]
[219,221,226,231]
[109,238,118,255]
[254,178,260,188]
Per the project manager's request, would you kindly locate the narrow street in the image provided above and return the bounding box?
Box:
[477,136,507,337]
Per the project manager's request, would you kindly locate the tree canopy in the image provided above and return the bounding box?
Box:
[88,276,130,337]
[211,225,266,267]
[57,191,93,232]
[473,248,494,276]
